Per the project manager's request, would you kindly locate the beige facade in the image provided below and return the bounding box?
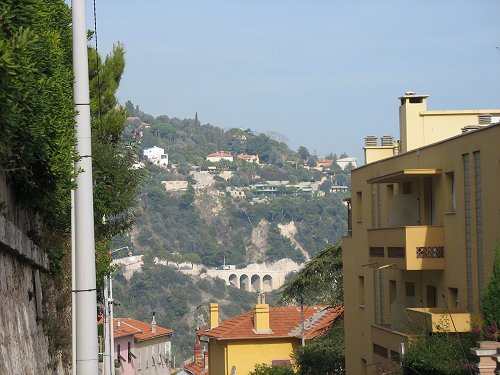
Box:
[343,94,500,374]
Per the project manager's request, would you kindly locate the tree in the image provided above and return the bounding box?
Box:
[480,243,500,340]
[249,364,295,375]
[297,146,310,161]
[306,156,318,168]
[88,43,143,243]
[280,243,343,305]
[183,253,202,269]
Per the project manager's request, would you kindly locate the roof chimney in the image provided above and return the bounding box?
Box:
[209,303,219,329]
[253,304,271,333]
[117,318,121,330]
[151,311,157,333]
[194,336,202,363]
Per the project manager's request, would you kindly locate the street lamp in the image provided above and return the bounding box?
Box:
[103,246,132,375]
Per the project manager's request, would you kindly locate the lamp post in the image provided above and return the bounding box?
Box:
[103,247,131,375]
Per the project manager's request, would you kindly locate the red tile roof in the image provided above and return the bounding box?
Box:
[207,152,232,157]
[200,304,343,341]
[112,318,174,342]
[184,360,208,375]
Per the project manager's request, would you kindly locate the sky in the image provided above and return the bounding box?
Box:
[86,0,500,161]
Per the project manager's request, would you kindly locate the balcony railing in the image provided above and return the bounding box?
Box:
[367,226,445,270]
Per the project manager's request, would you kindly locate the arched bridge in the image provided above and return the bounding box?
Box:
[206,268,287,292]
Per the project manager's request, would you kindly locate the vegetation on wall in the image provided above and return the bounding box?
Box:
[0,0,77,236]
[480,243,500,341]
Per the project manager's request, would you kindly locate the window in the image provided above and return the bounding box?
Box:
[165,341,171,362]
[137,348,141,370]
[402,181,412,195]
[389,280,397,306]
[355,191,363,221]
[427,285,437,308]
[358,276,365,306]
[405,282,415,297]
[390,350,400,362]
[447,172,456,212]
[373,344,388,358]
[448,287,459,309]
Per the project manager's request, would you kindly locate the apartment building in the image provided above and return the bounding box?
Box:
[343,93,500,374]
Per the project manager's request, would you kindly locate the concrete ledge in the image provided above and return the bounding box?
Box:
[0,215,49,270]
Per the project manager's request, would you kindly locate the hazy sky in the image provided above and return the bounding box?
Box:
[86,0,500,161]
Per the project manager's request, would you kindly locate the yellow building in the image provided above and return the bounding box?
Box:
[343,93,500,374]
[196,303,343,375]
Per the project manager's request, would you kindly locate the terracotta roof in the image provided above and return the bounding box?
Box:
[207,152,232,157]
[112,318,174,342]
[237,154,258,159]
[201,304,343,341]
[317,159,333,165]
[184,361,208,375]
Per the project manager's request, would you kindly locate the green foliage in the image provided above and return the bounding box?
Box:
[249,364,295,375]
[401,331,478,375]
[89,44,143,242]
[480,243,500,340]
[0,0,76,233]
[280,243,343,306]
[293,321,345,375]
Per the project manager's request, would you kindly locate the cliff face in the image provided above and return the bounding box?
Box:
[0,175,70,375]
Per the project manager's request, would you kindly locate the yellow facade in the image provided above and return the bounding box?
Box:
[343,94,500,374]
[207,338,298,375]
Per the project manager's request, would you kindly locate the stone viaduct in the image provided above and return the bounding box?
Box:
[206,267,288,292]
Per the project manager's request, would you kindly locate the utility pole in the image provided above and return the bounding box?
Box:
[103,277,110,375]
[72,0,99,373]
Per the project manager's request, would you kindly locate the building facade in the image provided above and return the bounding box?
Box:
[198,303,343,375]
[343,93,500,374]
[111,316,174,375]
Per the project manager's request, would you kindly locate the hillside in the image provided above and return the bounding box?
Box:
[111,107,351,361]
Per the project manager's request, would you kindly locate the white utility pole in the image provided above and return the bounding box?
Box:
[72,0,99,374]
[71,190,76,375]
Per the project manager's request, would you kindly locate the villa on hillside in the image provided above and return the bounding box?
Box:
[184,303,344,375]
[335,156,357,170]
[144,146,169,167]
[206,152,233,163]
[237,153,259,164]
[316,159,333,169]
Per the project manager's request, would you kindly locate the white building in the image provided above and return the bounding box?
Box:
[144,146,168,166]
[335,156,357,170]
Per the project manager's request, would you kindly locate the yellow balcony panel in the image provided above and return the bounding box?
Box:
[367,226,444,270]
[371,324,408,362]
[406,308,479,333]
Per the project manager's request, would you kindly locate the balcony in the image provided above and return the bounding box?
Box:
[367,226,445,270]
[371,324,408,363]
[406,308,479,333]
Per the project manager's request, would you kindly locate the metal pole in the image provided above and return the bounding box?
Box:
[71,189,76,375]
[103,277,110,375]
[109,277,115,373]
[72,0,99,373]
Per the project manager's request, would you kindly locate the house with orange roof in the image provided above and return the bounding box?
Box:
[206,152,233,163]
[316,159,333,169]
[190,302,343,375]
[237,153,260,164]
[110,315,174,375]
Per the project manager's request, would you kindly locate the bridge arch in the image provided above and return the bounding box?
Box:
[251,274,261,292]
[229,274,238,288]
[262,274,273,292]
[240,274,249,291]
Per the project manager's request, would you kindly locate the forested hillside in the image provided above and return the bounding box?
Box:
[112,104,352,361]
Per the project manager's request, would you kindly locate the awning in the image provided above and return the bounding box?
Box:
[367,169,442,184]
